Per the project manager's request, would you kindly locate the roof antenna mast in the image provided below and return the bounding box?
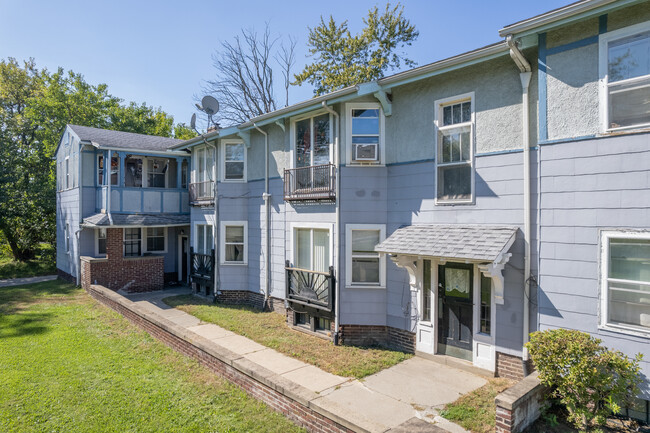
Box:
[193,95,220,131]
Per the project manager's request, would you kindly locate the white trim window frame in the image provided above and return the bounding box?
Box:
[290,110,333,169]
[345,224,386,288]
[192,145,215,197]
[97,154,120,187]
[289,222,334,273]
[599,21,650,132]
[346,103,385,166]
[434,92,476,205]
[65,156,70,190]
[600,230,650,337]
[145,227,168,254]
[123,227,142,257]
[194,223,214,255]
[221,139,247,182]
[95,227,107,257]
[220,221,248,265]
[65,223,70,253]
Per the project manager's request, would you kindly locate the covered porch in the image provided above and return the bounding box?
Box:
[376,224,517,374]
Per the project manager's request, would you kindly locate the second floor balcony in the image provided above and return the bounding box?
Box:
[283,163,336,202]
[189,181,215,206]
[97,186,189,214]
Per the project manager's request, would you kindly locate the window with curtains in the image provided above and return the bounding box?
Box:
[294,113,331,168]
[435,93,474,203]
[195,224,214,255]
[221,222,247,264]
[601,231,650,333]
[294,227,330,273]
[345,224,386,288]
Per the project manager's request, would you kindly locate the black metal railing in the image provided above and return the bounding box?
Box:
[190,248,215,296]
[285,260,334,312]
[189,181,214,205]
[283,163,336,201]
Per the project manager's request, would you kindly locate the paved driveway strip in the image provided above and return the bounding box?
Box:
[121,288,482,433]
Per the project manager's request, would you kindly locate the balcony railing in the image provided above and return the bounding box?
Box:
[190,248,214,296]
[285,260,335,313]
[189,181,214,206]
[283,163,336,202]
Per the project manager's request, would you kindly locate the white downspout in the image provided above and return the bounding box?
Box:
[321,101,340,344]
[253,123,271,306]
[507,35,533,370]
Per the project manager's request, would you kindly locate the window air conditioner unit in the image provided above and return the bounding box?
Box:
[354,143,378,162]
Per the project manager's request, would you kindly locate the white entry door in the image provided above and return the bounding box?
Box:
[416,259,435,354]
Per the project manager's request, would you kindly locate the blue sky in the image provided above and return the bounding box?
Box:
[0,0,568,127]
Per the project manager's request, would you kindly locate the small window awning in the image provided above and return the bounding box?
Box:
[375,224,518,304]
[81,213,190,228]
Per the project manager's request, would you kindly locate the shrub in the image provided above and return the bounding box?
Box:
[526,329,642,431]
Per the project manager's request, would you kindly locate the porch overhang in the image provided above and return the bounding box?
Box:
[375,224,518,304]
[81,213,190,228]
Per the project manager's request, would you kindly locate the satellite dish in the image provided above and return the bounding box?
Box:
[201,96,220,116]
[190,113,197,131]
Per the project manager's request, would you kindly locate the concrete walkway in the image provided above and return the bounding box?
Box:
[126,288,486,433]
[0,274,58,288]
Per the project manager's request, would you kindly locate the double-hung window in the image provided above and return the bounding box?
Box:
[220,221,247,264]
[96,228,107,256]
[97,154,119,186]
[65,223,70,253]
[195,224,214,255]
[346,224,386,288]
[222,140,246,181]
[146,227,166,253]
[65,157,70,189]
[601,231,650,334]
[347,104,383,164]
[435,94,474,203]
[194,147,214,198]
[293,226,331,273]
[599,22,650,131]
[124,228,142,257]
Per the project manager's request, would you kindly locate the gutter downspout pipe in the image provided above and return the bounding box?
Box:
[253,123,271,307]
[321,101,340,344]
[507,35,533,374]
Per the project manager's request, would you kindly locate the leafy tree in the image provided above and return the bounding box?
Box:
[173,123,197,140]
[205,24,296,125]
[294,3,419,96]
[0,58,184,261]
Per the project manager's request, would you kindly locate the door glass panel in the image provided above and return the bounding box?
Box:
[295,228,311,269]
[444,267,471,299]
[423,260,432,322]
[295,119,311,168]
[313,229,330,273]
[313,114,330,165]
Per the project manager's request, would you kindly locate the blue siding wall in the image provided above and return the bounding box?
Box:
[538,132,650,395]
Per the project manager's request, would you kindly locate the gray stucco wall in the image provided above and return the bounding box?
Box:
[537,132,650,395]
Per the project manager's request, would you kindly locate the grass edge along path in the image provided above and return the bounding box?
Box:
[163,294,412,379]
[0,281,304,433]
[439,378,515,433]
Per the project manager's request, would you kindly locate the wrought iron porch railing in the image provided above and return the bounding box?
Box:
[283,163,336,202]
[285,260,335,312]
[189,181,214,205]
[190,248,214,296]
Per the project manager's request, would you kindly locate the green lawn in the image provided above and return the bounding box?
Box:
[163,295,412,379]
[0,243,56,279]
[0,281,303,433]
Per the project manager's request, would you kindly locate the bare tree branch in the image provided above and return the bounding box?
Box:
[203,24,296,126]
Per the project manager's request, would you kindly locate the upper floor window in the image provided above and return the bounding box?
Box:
[65,157,71,189]
[181,160,188,189]
[125,157,143,187]
[147,159,167,188]
[601,231,650,335]
[222,140,246,181]
[293,113,331,168]
[600,22,650,131]
[347,104,384,165]
[435,93,475,204]
[98,154,119,186]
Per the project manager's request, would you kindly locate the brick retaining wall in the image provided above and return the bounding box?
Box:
[86,284,354,433]
[339,324,415,353]
[496,352,531,381]
[495,371,546,433]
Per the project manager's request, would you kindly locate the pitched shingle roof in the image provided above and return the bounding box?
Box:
[82,213,190,227]
[375,224,518,262]
[69,124,183,151]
